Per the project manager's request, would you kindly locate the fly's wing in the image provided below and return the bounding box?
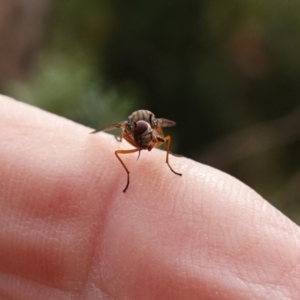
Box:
[156,117,182,156]
[154,118,176,138]
[159,118,176,127]
[90,122,125,134]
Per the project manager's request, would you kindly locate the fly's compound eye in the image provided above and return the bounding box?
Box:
[134,120,149,136]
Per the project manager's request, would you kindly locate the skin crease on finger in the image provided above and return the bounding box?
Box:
[0,95,300,300]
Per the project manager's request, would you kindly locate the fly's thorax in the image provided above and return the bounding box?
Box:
[127,110,159,128]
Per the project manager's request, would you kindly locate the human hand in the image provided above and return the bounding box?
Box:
[1,95,300,300]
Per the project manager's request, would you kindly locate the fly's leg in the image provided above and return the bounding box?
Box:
[114,134,122,142]
[115,149,139,192]
[164,135,182,176]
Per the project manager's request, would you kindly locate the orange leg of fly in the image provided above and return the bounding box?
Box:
[115,148,139,192]
[164,135,182,176]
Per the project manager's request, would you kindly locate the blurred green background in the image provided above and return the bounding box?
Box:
[1,0,300,223]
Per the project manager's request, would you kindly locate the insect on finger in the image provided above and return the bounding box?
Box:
[91,110,182,192]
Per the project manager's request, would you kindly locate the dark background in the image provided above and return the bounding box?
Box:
[1,0,300,223]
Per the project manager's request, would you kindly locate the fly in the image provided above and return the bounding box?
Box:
[91,109,182,192]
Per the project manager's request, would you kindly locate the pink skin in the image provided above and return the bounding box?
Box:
[0,95,300,300]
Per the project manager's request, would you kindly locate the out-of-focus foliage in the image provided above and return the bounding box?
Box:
[3,0,300,223]
[7,51,136,128]
[0,0,49,83]
[5,0,137,126]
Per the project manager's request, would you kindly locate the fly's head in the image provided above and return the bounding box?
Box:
[124,119,153,144]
